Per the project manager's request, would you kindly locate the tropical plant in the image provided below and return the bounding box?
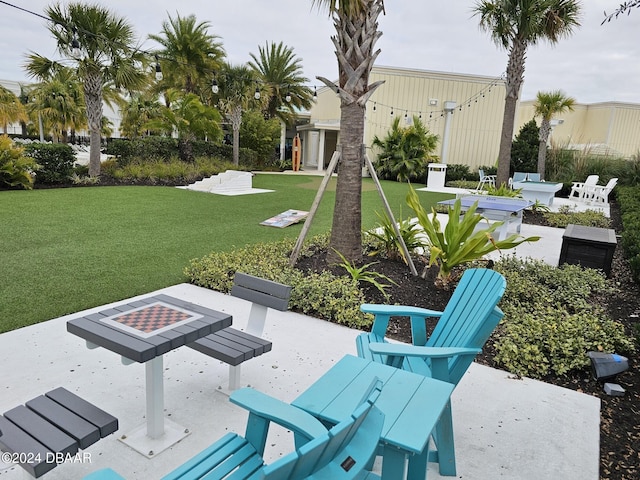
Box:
[312,0,386,264]
[238,110,281,166]
[511,119,540,174]
[0,85,27,134]
[332,249,397,300]
[533,90,575,179]
[215,63,260,165]
[249,41,314,124]
[145,90,222,162]
[366,211,424,264]
[603,1,639,22]
[474,0,582,187]
[148,13,225,101]
[529,200,551,213]
[0,136,37,189]
[486,184,522,197]
[31,3,148,176]
[406,186,539,287]
[372,115,439,182]
[119,91,163,138]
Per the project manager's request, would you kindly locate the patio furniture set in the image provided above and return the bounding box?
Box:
[1,269,507,479]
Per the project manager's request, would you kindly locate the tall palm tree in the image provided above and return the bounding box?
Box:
[215,63,260,165]
[533,90,575,179]
[0,85,27,134]
[474,0,582,186]
[38,3,147,176]
[312,0,386,263]
[249,41,313,123]
[249,41,313,161]
[149,13,225,102]
[119,91,163,138]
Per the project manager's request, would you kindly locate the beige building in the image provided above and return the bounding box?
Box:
[516,100,640,158]
[298,65,507,172]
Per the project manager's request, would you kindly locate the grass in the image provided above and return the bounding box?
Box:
[0,173,449,333]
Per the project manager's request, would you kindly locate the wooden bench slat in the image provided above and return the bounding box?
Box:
[26,396,101,449]
[189,336,248,366]
[3,405,78,457]
[214,329,272,355]
[45,388,118,438]
[230,285,290,311]
[0,415,56,478]
[232,273,292,301]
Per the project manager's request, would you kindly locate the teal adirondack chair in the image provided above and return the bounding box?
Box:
[355,268,506,477]
[83,382,385,480]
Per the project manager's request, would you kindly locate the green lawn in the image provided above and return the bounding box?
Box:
[0,173,449,332]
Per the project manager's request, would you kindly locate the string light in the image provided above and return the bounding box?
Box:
[71,27,81,57]
[211,79,219,94]
[154,54,163,81]
[254,86,261,100]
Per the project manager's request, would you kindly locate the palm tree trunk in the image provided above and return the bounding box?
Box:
[230,106,242,166]
[328,101,365,263]
[496,39,527,187]
[84,70,104,177]
[537,119,551,179]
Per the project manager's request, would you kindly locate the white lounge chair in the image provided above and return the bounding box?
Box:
[584,178,618,205]
[569,175,599,200]
[477,169,496,190]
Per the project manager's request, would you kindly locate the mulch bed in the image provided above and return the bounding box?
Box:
[296,203,639,480]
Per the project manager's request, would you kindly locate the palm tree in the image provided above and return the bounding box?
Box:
[312,0,386,263]
[120,91,163,138]
[533,90,575,179]
[215,63,260,165]
[249,41,313,123]
[249,41,313,161]
[372,116,439,182]
[146,90,222,162]
[473,0,582,186]
[38,3,147,176]
[0,85,27,134]
[149,13,225,101]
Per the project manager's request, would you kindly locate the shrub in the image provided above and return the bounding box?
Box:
[0,136,37,189]
[184,236,370,328]
[618,186,640,282]
[511,119,539,174]
[494,256,634,378]
[542,205,610,229]
[445,164,471,182]
[23,143,75,184]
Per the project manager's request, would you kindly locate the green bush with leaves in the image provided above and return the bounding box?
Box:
[406,186,539,286]
[541,205,611,229]
[444,164,471,182]
[184,236,370,328]
[0,136,37,189]
[510,119,539,175]
[618,186,640,282]
[486,184,522,197]
[372,115,439,182]
[23,143,75,184]
[101,157,240,184]
[494,256,634,378]
[332,249,397,300]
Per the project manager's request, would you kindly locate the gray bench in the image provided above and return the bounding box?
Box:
[0,387,118,478]
[188,273,292,390]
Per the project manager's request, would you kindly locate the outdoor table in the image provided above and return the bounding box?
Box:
[511,180,563,205]
[292,354,455,480]
[67,294,232,457]
[438,195,533,240]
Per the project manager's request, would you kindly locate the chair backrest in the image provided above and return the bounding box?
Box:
[512,172,528,182]
[261,382,384,480]
[584,175,599,186]
[604,177,618,191]
[426,269,506,384]
[478,169,485,179]
[528,173,541,182]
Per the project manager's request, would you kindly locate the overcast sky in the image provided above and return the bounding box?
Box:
[1,0,638,104]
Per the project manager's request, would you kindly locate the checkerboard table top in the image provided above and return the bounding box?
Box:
[66,294,232,363]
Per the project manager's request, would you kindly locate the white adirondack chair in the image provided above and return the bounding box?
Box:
[584,178,618,205]
[569,175,599,200]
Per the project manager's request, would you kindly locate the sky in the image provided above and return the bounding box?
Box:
[0,0,638,104]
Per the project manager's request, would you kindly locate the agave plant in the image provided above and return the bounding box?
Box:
[406,186,540,287]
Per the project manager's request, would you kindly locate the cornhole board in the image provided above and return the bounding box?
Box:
[260,209,309,228]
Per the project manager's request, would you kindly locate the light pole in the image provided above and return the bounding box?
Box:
[441,101,457,164]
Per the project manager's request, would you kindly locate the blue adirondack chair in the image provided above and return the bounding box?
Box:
[83,382,385,480]
[355,268,506,477]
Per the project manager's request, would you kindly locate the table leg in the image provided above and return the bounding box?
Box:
[146,356,164,439]
[381,445,406,480]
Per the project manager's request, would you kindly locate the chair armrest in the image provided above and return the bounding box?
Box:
[361,304,443,318]
[361,304,443,346]
[368,343,481,359]
[230,388,327,453]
